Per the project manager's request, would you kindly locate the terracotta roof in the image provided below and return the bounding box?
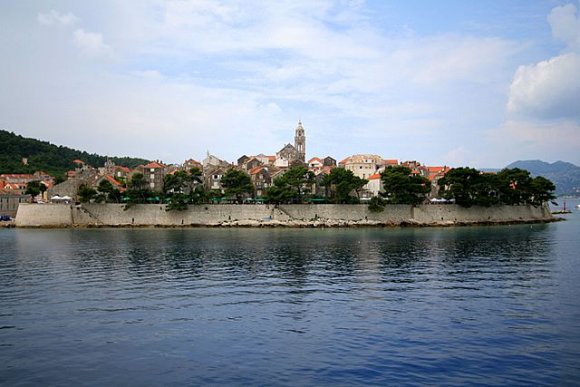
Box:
[382,159,398,165]
[249,166,267,175]
[104,175,123,186]
[73,159,84,164]
[0,174,35,179]
[339,157,351,165]
[115,166,131,173]
[5,183,25,190]
[143,161,166,169]
[368,173,381,180]
[308,157,322,163]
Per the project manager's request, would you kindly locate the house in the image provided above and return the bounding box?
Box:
[323,156,337,167]
[203,152,230,170]
[184,159,203,172]
[0,173,54,201]
[254,154,276,166]
[113,166,131,181]
[237,155,250,167]
[135,161,167,191]
[308,157,323,171]
[249,165,273,198]
[205,167,227,192]
[0,189,30,218]
[339,154,383,180]
[366,173,383,197]
[245,157,264,172]
[275,143,301,168]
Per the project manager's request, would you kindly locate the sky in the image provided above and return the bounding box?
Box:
[1,0,579,168]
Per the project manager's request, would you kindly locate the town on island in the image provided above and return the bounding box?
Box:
[1,121,557,227]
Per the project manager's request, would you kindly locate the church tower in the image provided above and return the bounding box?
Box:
[294,120,306,162]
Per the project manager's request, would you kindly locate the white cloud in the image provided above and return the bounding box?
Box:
[548,3,580,50]
[488,120,580,165]
[73,29,112,57]
[507,53,580,120]
[506,2,580,121]
[37,10,78,26]
[3,1,571,166]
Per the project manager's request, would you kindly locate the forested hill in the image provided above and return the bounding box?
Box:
[0,130,150,178]
[506,160,580,197]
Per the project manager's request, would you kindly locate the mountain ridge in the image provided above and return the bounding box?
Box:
[506,160,580,196]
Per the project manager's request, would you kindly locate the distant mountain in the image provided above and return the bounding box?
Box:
[506,160,580,197]
[0,130,149,179]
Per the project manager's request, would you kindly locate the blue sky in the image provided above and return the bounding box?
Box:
[1,0,579,167]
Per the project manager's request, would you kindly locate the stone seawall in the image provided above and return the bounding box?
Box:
[15,203,554,228]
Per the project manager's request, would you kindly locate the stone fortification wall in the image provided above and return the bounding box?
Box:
[15,203,553,228]
[277,204,412,222]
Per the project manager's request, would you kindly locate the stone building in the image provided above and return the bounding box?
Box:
[135,161,167,192]
[275,121,307,167]
[339,154,384,180]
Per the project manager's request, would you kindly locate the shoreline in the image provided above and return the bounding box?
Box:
[12,217,562,229]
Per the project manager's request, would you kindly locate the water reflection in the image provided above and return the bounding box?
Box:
[1,222,575,386]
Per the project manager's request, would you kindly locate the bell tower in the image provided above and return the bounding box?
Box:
[294,120,306,162]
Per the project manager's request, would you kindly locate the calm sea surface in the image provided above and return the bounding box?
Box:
[1,203,580,386]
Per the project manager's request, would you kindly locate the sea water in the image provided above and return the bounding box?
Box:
[1,203,579,385]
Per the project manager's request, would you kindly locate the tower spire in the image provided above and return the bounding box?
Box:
[294,120,306,163]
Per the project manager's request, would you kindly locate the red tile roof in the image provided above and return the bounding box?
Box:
[143,161,166,169]
[249,166,266,175]
[368,173,381,180]
[104,175,123,187]
[115,166,131,173]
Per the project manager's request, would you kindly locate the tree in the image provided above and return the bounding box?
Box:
[125,173,152,207]
[78,184,97,203]
[438,167,499,207]
[265,182,294,204]
[266,165,315,204]
[381,166,430,205]
[220,169,254,202]
[163,168,207,210]
[496,168,533,205]
[368,196,386,213]
[25,180,46,202]
[321,168,368,203]
[530,176,556,206]
[97,179,121,203]
[438,167,556,207]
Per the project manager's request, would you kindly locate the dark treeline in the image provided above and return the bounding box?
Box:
[0,130,149,178]
[437,167,555,207]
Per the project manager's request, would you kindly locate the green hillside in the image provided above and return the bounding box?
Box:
[0,130,149,179]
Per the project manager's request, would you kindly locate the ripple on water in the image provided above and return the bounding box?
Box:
[0,224,578,385]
